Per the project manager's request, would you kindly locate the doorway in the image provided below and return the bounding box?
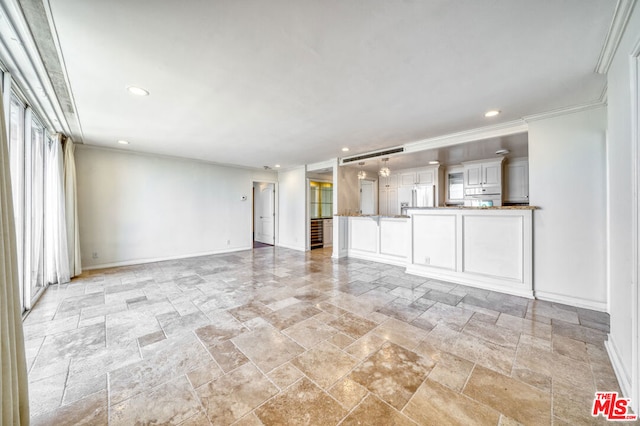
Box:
[253,182,275,247]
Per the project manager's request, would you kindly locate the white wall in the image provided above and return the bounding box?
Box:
[528,106,607,310]
[606,5,640,411]
[277,167,306,251]
[76,145,276,268]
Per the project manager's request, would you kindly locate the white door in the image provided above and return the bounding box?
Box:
[255,183,275,244]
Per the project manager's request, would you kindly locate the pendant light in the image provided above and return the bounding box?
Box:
[357,162,367,180]
[379,158,391,177]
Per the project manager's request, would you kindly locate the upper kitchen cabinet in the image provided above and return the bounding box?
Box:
[504,158,529,203]
[380,173,398,190]
[462,158,504,189]
[399,167,437,187]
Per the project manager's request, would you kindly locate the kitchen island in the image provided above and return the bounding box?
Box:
[337,206,535,298]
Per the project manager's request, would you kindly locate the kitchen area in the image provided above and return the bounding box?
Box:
[335,132,535,298]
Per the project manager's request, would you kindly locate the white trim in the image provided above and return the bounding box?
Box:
[347,251,407,267]
[252,180,278,247]
[0,1,67,133]
[606,337,633,399]
[74,143,274,173]
[403,120,528,154]
[42,0,83,141]
[595,0,638,74]
[534,290,608,312]
[523,101,607,123]
[307,159,336,172]
[276,242,306,252]
[82,246,253,270]
[406,264,534,299]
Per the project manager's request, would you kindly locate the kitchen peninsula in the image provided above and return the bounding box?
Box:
[338,206,535,298]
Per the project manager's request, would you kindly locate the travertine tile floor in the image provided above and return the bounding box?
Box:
[23,247,629,425]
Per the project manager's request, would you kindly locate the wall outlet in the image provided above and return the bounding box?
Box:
[424,257,430,265]
[227,240,230,246]
[92,252,99,259]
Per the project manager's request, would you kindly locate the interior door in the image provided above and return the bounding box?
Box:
[255,183,275,244]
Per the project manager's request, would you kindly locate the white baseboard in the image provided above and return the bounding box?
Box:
[605,336,632,398]
[347,251,407,267]
[406,264,534,299]
[83,246,252,270]
[534,290,607,312]
[276,242,306,252]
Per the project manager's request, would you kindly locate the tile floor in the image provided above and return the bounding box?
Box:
[23,247,628,425]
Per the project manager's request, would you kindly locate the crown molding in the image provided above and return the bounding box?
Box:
[402,120,528,154]
[0,1,66,133]
[523,100,607,123]
[595,0,637,74]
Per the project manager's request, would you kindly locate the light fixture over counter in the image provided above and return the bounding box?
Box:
[357,162,367,180]
[379,158,390,177]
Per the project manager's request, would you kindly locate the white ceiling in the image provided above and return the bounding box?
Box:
[47,0,615,169]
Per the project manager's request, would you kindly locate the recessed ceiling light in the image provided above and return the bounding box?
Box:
[275,164,281,168]
[342,147,349,152]
[117,140,130,145]
[485,110,501,117]
[495,149,509,155]
[127,86,149,96]
[428,160,440,165]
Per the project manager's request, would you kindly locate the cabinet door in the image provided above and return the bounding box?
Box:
[483,163,501,186]
[417,169,435,185]
[388,188,399,215]
[380,174,398,189]
[400,172,417,186]
[505,161,529,202]
[464,165,482,187]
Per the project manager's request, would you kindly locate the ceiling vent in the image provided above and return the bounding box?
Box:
[341,146,405,164]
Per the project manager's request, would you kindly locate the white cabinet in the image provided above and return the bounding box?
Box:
[417,169,435,185]
[379,166,441,213]
[399,167,437,187]
[379,174,398,215]
[379,187,398,216]
[380,174,398,190]
[462,159,504,189]
[505,158,529,203]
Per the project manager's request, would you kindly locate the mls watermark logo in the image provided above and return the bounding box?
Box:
[592,392,638,421]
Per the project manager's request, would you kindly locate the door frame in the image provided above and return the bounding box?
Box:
[251,180,277,247]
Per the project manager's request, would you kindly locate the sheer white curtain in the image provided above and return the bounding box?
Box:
[0,87,30,424]
[45,134,70,284]
[63,138,81,277]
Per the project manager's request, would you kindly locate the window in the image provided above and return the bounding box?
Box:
[8,95,26,311]
[7,91,50,311]
[26,115,46,307]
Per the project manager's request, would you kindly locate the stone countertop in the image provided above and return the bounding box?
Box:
[335,206,537,218]
[334,214,410,218]
[406,206,538,210]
